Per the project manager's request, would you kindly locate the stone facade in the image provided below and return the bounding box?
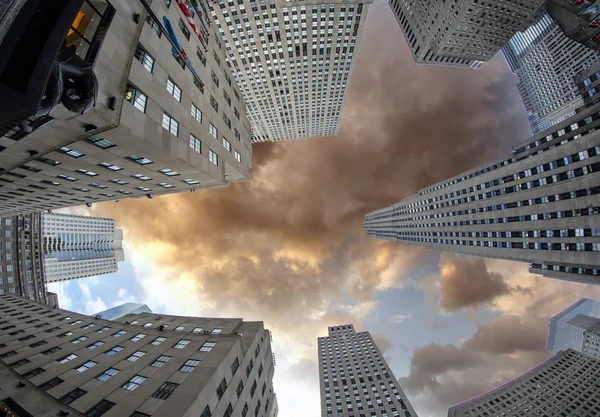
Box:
[318,324,417,417]
[0,293,278,417]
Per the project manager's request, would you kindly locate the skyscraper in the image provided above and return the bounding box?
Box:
[364,88,600,284]
[545,0,600,52]
[0,293,278,417]
[0,213,46,302]
[503,12,598,133]
[447,349,600,417]
[210,0,372,142]
[547,298,600,357]
[95,303,153,321]
[318,324,417,417]
[42,212,124,283]
[388,0,545,69]
[0,0,253,218]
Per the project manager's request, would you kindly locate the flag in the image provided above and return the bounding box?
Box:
[188,0,202,15]
[588,14,600,26]
[162,16,203,90]
[175,0,207,45]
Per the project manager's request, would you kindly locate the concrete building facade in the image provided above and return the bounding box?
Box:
[318,324,417,417]
[364,96,600,284]
[210,0,372,142]
[95,303,153,321]
[42,212,124,283]
[0,213,46,303]
[0,0,253,218]
[547,298,600,357]
[0,293,278,417]
[447,349,600,417]
[503,11,598,134]
[387,0,545,69]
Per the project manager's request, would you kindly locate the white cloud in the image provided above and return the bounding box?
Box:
[391,313,412,324]
[117,288,127,298]
[47,282,74,311]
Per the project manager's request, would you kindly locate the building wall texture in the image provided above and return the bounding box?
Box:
[210,0,372,143]
[447,349,600,417]
[547,298,600,357]
[387,0,546,69]
[0,0,253,217]
[502,12,598,134]
[0,293,277,417]
[364,96,600,285]
[318,324,417,417]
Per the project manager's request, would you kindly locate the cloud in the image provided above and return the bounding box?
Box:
[438,254,514,311]
[117,288,127,298]
[390,313,412,324]
[371,333,393,354]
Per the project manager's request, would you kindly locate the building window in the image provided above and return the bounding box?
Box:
[58,354,78,364]
[85,135,115,149]
[76,361,97,372]
[123,375,147,391]
[143,322,153,328]
[57,174,77,182]
[234,128,240,140]
[200,406,211,417]
[112,330,127,337]
[179,18,191,41]
[37,157,61,166]
[167,78,182,102]
[190,135,202,153]
[209,150,218,166]
[216,378,227,400]
[128,154,153,165]
[76,169,98,177]
[86,400,115,417]
[231,357,240,375]
[210,95,219,112]
[96,327,110,333]
[237,380,244,397]
[234,150,241,162]
[125,84,147,112]
[213,50,221,66]
[146,15,162,37]
[60,388,86,405]
[197,47,207,65]
[222,138,231,152]
[151,337,167,346]
[105,346,124,356]
[39,377,63,392]
[57,331,73,339]
[179,359,200,373]
[211,70,219,86]
[173,339,190,349]
[200,341,216,352]
[212,328,223,334]
[42,347,62,355]
[9,358,30,368]
[162,112,179,136]
[99,162,123,171]
[209,123,218,138]
[135,44,154,72]
[192,327,203,333]
[88,341,105,350]
[153,382,179,400]
[191,103,202,122]
[234,108,239,119]
[96,368,119,382]
[223,404,233,417]
[72,336,88,344]
[250,380,257,397]
[127,351,146,362]
[133,174,152,181]
[151,355,171,368]
[160,168,179,176]
[59,146,85,158]
[224,91,231,106]
[223,113,231,129]
[184,178,199,185]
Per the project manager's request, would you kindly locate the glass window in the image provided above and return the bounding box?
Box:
[162,113,179,136]
[200,341,216,352]
[179,359,200,373]
[190,134,201,153]
[151,355,171,368]
[128,154,153,165]
[125,84,147,112]
[127,351,146,362]
[173,339,190,349]
[135,44,155,73]
[96,368,119,382]
[191,103,202,122]
[152,382,179,400]
[123,375,147,391]
[76,360,97,372]
[86,399,115,417]
[167,78,182,102]
[209,150,218,166]
[86,136,115,149]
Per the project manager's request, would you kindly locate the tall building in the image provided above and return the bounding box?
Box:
[547,298,600,357]
[0,0,253,218]
[387,0,545,69]
[0,293,278,417]
[502,12,598,134]
[210,0,372,142]
[42,213,124,283]
[95,303,153,321]
[364,82,600,284]
[318,324,417,417]
[447,349,600,417]
[0,213,46,303]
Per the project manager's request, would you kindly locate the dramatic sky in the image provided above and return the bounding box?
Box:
[48,2,600,416]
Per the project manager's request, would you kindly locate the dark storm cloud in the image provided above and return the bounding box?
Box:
[438,254,514,310]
